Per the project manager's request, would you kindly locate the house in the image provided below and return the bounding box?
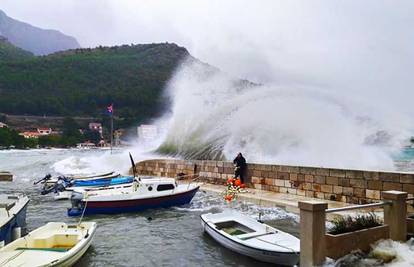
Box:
[20,131,41,139]
[0,122,7,128]
[89,122,103,136]
[37,127,52,135]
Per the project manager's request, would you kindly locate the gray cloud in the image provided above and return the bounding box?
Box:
[1,0,414,119]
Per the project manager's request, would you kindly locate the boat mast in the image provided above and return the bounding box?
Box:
[110,112,113,154]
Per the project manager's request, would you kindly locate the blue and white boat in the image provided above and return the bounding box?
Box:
[49,176,134,200]
[39,172,120,187]
[72,176,134,187]
[68,177,200,216]
[0,195,29,247]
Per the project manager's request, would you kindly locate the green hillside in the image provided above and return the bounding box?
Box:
[0,36,33,61]
[0,43,189,126]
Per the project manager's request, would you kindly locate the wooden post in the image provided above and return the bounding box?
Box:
[299,201,328,267]
[382,190,407,241]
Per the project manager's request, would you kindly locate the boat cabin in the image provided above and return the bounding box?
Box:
[139,177,177,193]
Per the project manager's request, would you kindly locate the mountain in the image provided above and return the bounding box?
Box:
[0,43,190,127]
[0,10,80,55]
[0,36,33,61]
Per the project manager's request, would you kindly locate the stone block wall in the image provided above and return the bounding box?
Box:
[134,159,414,204]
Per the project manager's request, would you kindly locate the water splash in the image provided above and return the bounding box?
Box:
[326,238,414,267]
[173,190,298,222]
[157,58,412,170]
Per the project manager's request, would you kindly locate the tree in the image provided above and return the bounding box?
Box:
[0,114,6,123]
[83,129,101,144]
[38,135,61,147]
[61,117,82,146]
[0,127,29,148]
[0,127,13,147]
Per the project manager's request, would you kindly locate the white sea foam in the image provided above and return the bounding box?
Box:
[372,239,414,266]
[52,147,167,176]
[157,59,413,170]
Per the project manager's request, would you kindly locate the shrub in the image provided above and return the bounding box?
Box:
[328,213,382,235]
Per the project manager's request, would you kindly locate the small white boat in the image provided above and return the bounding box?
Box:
[44,172,120,186]
[0,195,30,246]
[0,222,96,267]
[53,182,134,200]
[201,210,300,266]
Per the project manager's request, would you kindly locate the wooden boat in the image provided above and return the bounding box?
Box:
[73,176,133,187]
[44,172,120,186]
[0,222,96,267]
[68,177,200,216]
[201,210,300,266]
[41,175,131,198]
[71,171,115,180]
[0,195,29,246]
[53,182,134,200]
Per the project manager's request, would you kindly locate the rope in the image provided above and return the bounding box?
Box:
[256,236,299,255]
[77,193,88,226]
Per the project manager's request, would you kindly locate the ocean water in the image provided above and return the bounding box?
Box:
[1,148,414,266]
[0,148,299,267]
[394,147,414,172]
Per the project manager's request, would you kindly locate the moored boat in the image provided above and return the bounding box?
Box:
[43,172,120,186]
[0,222,96,267]
[40,175,133,199]
[201,210,300,266]
[0,195,30,247]
[73,175,133,187]
[68,177,200,216]
[53,182,134,200]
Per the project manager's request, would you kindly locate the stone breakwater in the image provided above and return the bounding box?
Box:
[134,159,414,204]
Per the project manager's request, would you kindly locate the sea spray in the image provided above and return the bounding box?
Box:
[157,58,412,170]
[52,149,164,176]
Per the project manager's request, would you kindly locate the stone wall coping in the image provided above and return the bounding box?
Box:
[299,201,328,211]
[382,190,408,200]
[136,159,414,175]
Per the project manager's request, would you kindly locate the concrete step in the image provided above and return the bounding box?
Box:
[198,183,378,220]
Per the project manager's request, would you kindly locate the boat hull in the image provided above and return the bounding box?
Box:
[72,176,133,187]
[68,186,199,216]
[0,222,96,267]
[0,197,29,246]
[201,216,299,266]
[50,224,96,267]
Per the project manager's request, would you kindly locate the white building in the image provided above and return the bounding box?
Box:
[89,122,103,137]
[37,127,52,135]
[137,125,158,141]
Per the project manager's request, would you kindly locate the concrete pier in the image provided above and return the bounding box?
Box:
[0,171,12,181]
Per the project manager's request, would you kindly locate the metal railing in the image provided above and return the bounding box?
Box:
[326,201,391,213]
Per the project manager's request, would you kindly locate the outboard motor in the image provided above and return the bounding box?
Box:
[70,191,85,210]
[41,175,72,195]
[34,174,52,185]
[67,191,86,217]
[54,176,72,193]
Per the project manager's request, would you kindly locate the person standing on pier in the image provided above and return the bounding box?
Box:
[233,152,247,183]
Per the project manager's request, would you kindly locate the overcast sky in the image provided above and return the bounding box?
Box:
[2,0,414,119]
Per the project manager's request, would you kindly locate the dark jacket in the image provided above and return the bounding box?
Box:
[233,155,247,169]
